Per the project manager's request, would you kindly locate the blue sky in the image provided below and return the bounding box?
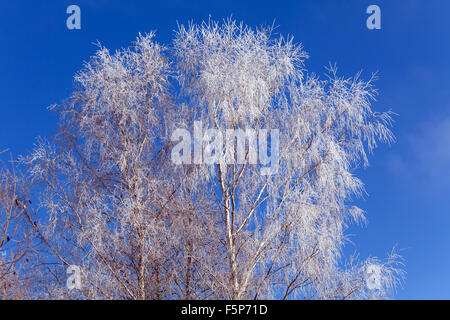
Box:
[1,0,449,299]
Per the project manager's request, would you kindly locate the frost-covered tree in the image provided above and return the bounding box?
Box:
[0,153,36,299]
[21,19,403,299]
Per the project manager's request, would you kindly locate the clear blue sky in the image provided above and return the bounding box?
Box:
[1,0,449,299]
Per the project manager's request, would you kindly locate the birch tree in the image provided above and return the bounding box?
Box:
[0,153,36,299]
[21,19,403,299]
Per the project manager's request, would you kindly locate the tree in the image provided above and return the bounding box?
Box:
[0,152,36,299]
[21,18,403,299]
